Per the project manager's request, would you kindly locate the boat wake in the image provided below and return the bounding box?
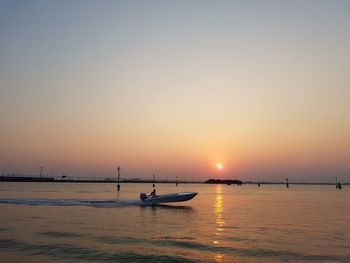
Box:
[0,198,144,207]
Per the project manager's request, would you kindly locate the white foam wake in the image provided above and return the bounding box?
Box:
[0,198,144,207]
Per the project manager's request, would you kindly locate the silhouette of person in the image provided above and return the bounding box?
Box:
[150,189,156,197]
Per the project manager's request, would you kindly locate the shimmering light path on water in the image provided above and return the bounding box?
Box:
[0,183,349,262]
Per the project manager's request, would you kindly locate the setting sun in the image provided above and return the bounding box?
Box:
[216,163,223,170]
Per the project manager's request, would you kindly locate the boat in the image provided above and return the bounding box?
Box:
[140,192,198,205]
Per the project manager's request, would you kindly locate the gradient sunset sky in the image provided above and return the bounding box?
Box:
[1,0,349,182]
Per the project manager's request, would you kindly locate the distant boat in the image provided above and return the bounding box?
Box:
[140,192,198,205]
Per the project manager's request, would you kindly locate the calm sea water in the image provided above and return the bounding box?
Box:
[0,182,349,263]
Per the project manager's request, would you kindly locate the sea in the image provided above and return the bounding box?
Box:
[0,182,349,263]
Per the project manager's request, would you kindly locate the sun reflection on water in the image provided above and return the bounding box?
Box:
[215,254,224,262]
[213,185,225,262]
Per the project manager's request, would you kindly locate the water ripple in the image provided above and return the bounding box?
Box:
[36,231,350,262]
[0,239,202,263]
[40,231,87,238]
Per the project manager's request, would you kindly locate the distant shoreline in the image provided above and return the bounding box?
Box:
[0,175,348,185]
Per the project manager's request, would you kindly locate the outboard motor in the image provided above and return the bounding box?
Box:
[140,193,147,201]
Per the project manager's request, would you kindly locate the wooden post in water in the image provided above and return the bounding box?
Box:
[117,166,121,191]
[338,181,342,189]
[337,177,342,190]
[176,176,178,186]
[336,177,338,189]
[286,178,289,188]
[153,174,155,188]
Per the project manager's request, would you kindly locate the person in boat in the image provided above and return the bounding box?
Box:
[149,188,156,197]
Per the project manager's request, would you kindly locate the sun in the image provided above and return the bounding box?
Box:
[216,163,223,170]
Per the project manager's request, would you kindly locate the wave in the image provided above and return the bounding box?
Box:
[2,234,349,263]
[36,230,350,262]
[0,239,200,263]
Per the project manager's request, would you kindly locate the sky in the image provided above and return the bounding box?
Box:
[1,0,349,182]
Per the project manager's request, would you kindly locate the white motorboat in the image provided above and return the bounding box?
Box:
[140,192,197,205]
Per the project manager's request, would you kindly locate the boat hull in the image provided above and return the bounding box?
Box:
[141,192,197,205]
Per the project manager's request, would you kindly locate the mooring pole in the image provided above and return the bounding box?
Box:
[117,166,121,191]
[336,177,338,189]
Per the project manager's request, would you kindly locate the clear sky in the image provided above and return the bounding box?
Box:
[1,0,349,182]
